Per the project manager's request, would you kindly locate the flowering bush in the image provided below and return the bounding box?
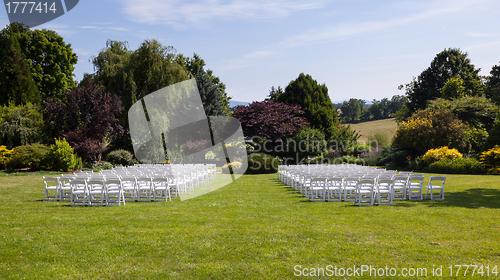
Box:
[221,161,243,174]
[480,145,500,175]
[0,145,14,168]
[393,109,467,155]
[422,146,463,164]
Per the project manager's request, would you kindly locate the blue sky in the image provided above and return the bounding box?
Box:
[1,0,500,103]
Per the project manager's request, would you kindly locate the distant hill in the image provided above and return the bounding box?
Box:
[229,100,250,108]
[349,118,397,145]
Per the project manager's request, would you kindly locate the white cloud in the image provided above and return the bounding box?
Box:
[120,0,325,27]
[218,50,275,71]
[78,25,129,32]
[218,0,485,71]
[36,23,76,36]
[78,26,104,29]
[74,48,91,56]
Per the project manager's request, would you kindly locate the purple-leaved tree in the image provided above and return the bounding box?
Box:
[232,100,309,141]
[44,79,124,163]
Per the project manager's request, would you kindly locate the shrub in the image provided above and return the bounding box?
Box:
[5,143,50,170]
[107,149,135,166]
[47,138,82,171]
[480,145,500,174]
[0,145,14,169]
[367,133,390,147]
[0,103,44,149]
[393,109,468,155]
[427,158,485,174]
[359,146,384,166]
[221,161,243,174]
[246,153,280,174]
[378,145,412,168]
[91,161,113,172]
[287,127,326,159]
[422,146,463,164]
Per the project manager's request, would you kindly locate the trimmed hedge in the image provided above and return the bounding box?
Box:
[246,153,280,174]
[107,149,135,166]
[427,158,485,174]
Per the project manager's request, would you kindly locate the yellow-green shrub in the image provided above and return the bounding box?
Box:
[480,145,500,175]
[0,145,14,168]
[222,161,243,174]
[5,143,50,170]
[422,146,463,164]
[47,138,82,172]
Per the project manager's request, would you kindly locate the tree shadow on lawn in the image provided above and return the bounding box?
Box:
[391,188,500,209]
[288,188,500,209]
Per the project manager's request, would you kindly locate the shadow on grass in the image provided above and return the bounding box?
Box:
[279,184,500,209]
[424,188,500,209]
[389,188,500,209]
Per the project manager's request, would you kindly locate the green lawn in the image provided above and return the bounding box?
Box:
[350,118,398,144]
[1,172,500,279]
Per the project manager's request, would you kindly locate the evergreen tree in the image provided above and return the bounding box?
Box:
[485,63,500,105]
[195,66,227,116]
[276,73,338,139]
[0,34,39,106]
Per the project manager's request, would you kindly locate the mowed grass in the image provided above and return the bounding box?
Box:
[350,118,398,144]
[1,172,500,279]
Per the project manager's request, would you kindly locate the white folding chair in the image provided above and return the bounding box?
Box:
[152,175,172,201]
[59,174,76,201]
[393,174,409,201]
[70,178,88,206]
[424,176,446,200]
[354,178,376,206]
[343,176,359,202]
[308,177,326,202]
[104,177,125,206]
[120,175,137,202]
[407,174,424,200]
[43,176,60,201]
[136,176,153,202]
[87,178,105,206]
[375,179,394,206]
[325,177,343,202]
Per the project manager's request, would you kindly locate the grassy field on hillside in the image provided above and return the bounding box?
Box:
[349,118,398,144]
[1,172,500,279]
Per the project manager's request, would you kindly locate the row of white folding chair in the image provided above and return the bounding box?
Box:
[304,176,395,206]
[278,168,444,203]
[44,173,166,204]
[69,177,125,206]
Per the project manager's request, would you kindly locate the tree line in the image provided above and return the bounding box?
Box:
[1,21,499,170]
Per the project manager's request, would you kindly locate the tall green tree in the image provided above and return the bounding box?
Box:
[91,40,136,111]
[92,39,190,152]
[340,98,363,123]
[0,22,78,100]
[265,86,283,101]
[0,33,39,106]
[276,73,338,139]
[176,53,230,114]
[195,66,228,116]
[401,48,483,114]
[485,63,500,105]
[131,39,188,101]
[368,101,383,120]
